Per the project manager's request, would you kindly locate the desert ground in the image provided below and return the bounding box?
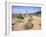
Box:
[12,14,41,31]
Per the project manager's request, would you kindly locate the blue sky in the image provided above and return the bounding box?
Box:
[12,6,41,14]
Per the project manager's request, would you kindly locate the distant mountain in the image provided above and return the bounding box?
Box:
[35,11,41,14]
[12,11,41,15]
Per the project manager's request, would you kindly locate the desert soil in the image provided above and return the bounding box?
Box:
[12,15,41,31]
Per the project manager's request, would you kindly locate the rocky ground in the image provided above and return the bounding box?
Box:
[12,14,41,31]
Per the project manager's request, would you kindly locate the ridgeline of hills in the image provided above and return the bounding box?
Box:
[35,11,41,14]
[12,11,41,19]
[12,11,41,15]
[29,11,41,14]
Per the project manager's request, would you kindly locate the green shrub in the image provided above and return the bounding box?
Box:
[16,14,24,19]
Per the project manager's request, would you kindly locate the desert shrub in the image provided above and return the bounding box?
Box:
[16,14,24,19]
[12,23,15,25]
[24,23,33,30]
[12,14,16,18]
[39,24,41,26]
[29,13,31,15]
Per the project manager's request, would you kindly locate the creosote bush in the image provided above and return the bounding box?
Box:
[25,23,33,30]
[16,14,24,19]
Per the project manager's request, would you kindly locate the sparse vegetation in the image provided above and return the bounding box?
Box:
[25,23,33,30]
[12,11,41,31]
[15,14,24,19]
